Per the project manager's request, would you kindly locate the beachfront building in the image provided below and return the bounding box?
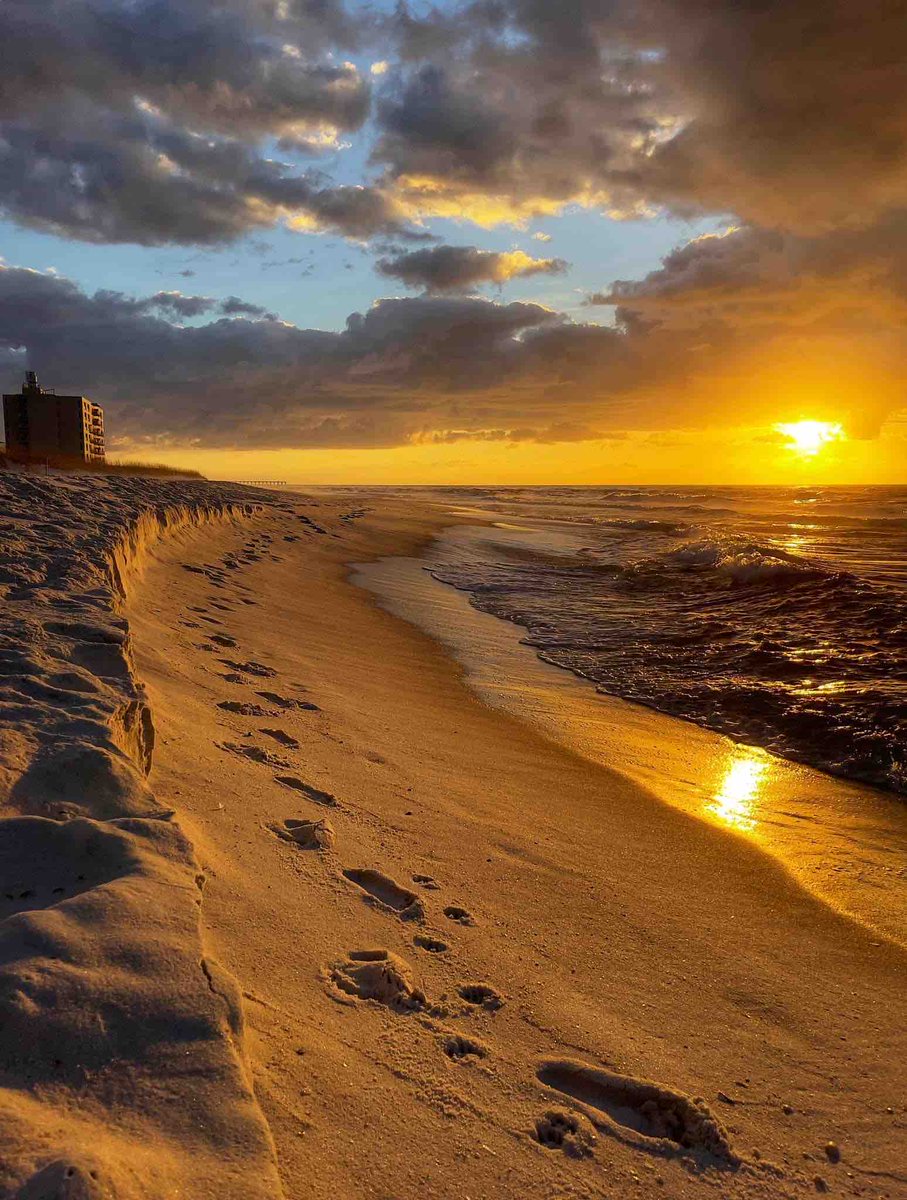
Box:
[2,372,105,464]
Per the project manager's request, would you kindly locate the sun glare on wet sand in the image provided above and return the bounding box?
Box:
[707,751,772,833]
[775,420,847,456]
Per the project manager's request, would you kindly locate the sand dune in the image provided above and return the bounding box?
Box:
[0,474,280,1199]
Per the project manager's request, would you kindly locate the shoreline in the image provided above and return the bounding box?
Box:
[125,490,905,1198]
[352,521,907,948]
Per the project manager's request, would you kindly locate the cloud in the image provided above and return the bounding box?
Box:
[147,291,216,319]
[375,245,567,292]
[593,216,907,333]
[2,0,904,262]
[1,263,902,449]
[0,0,421,244]
[219,296,277,320]
[0,1,367,135]
[128,291,278,321]
[0,98,414,244]
[370,0,907,239]
[0,264,577,448]
[1,0,904,257]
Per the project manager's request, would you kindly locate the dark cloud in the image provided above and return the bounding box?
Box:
[376,244,567,292]
[1,264,903,449]
[0,98,412,244]
[0,0,418,244]
[2,0,905,255]
[109,290,278,321]
[0,1,367,133]
[374,0,907,234]
[0,264,650,448]
[147,291,215,318]
[594,216,907,334]
[220,296,277,320]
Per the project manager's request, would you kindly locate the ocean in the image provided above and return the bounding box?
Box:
[410,486,906,797]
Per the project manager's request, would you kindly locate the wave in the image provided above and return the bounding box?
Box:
[595,501,741,516]
[599,518,689,534]
[663,539,836,585]
[425,487,907,795]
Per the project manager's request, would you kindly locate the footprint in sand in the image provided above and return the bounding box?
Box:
[208,633,238,648]
[261,728,300,749]
[444,905,476,927]
[298,515,327,534]
[274,776,338,806]
[342,868,425,922]
[219,672,249,685]
[535,1060,737,1162]
[533,1110,596,1158]
[458,984,504,1011]
[257,691,320,712]
[414,934,448,954]
[219,658,276,678]
[326,949,426,1013]
[220,742,292,769]
[412,874,441,890]
[217,701,274,717]
[269,817,335,852]
[443,1033,488,1062]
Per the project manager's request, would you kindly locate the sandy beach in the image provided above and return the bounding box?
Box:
[1,478,904,1199]
[4,1,906,1194]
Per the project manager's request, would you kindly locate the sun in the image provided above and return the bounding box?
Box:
[774,420,846,456]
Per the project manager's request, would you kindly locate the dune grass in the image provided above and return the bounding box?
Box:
[1,452,204,478]
[94,458,205,478]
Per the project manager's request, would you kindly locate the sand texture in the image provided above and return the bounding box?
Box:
[2,480,905,1199]
[0,474,281,1199]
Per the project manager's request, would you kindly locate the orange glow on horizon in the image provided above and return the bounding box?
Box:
[107,427,902,487]
[110,412,905,487]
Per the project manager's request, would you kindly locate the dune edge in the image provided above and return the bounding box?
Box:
[0,477,282,1200]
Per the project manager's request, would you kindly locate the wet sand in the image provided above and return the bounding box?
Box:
[354,522,907,948]
[124,491,906,1199]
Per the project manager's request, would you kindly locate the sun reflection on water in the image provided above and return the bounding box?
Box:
[707,752,771,833]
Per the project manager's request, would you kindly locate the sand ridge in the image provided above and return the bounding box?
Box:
[0,473,284,1199]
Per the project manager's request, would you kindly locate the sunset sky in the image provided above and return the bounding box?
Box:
[1,0,905,483]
